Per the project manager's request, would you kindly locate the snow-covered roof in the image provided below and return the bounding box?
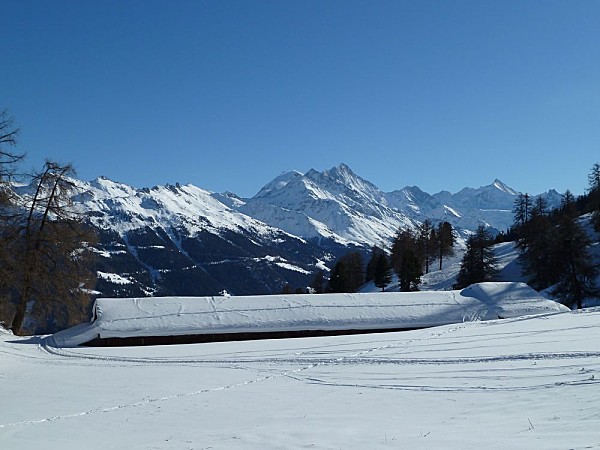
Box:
[49,282,569,347]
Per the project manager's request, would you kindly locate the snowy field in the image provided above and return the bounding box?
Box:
[2,306,600,449]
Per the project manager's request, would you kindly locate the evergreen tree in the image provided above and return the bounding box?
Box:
[372,252,392,291]
[365,245,385,283]
[454,225,498,289]
[588,162,600,192]
[517,196,559,290]
[281,283,294,294]
[560,190,577,215]
[328,260,347,293]
[587,162,600,231]
[327,251,364,293]
[341,251,365,293]
[512,193,532,229]
[435,221,456,270]
[309,269,326,294]
[398,250,421,292]
[419,219,434,274]
[391,228,422,292]
[550,192,598,309]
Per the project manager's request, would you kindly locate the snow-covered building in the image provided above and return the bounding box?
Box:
[49,282,568,347]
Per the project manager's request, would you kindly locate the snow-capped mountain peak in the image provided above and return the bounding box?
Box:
[236,165,562,245]
[254,170,303,198]
[240,164,414,246]
[492,178,518,195]
[48,175,338,298]
[73,178,290,240]
[309,163,374,190]
[32,164,564,298]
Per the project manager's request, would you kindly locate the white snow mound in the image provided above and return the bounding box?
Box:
[49,282,568,347]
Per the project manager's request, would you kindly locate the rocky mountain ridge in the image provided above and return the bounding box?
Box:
[22,164,562,298]
[235,163,561,245]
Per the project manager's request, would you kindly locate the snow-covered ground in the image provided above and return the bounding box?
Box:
[2,304,599,449]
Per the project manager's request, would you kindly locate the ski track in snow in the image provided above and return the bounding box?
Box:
[2,309,599,450]
[1,324,466,430]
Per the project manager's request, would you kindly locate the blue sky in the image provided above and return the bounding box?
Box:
[2,1,599,197]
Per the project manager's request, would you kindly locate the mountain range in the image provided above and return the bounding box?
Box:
[39,164,562,298]
[233,163,562,244]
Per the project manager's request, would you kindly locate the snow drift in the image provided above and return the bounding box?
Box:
[49,282,568,347]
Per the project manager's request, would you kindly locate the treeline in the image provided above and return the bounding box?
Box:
[294,162,600,309]
[298,220,457,294]
[508,164,600,309]
[387,220,455,291]
[442,164,600,305]
[0,110,96,335]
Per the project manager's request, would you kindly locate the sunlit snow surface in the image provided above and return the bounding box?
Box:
[2,307,600,449]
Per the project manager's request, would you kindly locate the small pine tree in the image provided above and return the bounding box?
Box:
[391,228,423,292]
[436,221,456,270]
[281,283,294,294]
[309,269,326,294]
[454,225,498,289]
[373,252,392,291]
[327,260,346,293]
[419,219,434,274]
[512,193,532,230]
[398,250,422,291]
[327,251,365,293]
[587,163,600,231]
[365,246,385,283]
[342,251,365,293]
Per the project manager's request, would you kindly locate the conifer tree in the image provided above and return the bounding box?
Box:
[588,163,600,231]
[517,196,559,290]
[513,193,532,230]
[391,227,422,292]
[342,251,365,293]
[309,269,326,294]
[550,192,598,309]
[454,225,498,289]
[281,283,294,294]
[419,219,434,274]
[327,260,346,293]
[435,221,455,270]
[365,245,385,283]
[373,252,392,291]
[327,251,364,293]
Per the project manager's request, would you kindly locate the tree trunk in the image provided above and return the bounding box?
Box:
[11,300,26,335]
[11,260,34,335]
